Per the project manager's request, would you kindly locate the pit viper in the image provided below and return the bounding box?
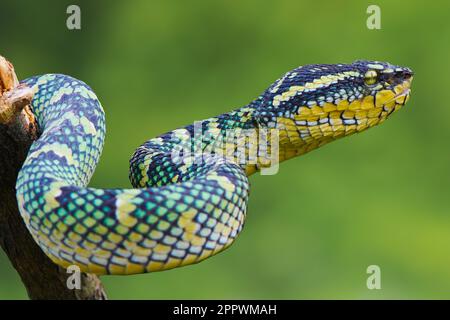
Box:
[16,60,413,275]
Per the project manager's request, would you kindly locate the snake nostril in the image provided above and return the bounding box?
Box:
[394,69,413,82]
[403,68,414,79]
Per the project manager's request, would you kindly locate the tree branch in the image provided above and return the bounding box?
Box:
[0,55,107,300]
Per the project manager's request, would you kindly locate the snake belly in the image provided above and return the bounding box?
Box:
[16,61,413,275]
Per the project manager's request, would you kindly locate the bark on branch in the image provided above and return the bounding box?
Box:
[0,55,107,300]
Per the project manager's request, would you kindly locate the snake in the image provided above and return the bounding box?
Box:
[15,60,413,275]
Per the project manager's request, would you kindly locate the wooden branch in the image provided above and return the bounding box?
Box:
[0,55,107,300]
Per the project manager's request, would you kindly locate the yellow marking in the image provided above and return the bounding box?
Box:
[154,244,171,254]
[56,221,68,233]
[332,125,345,135]
[375,90,396,108]
[198,249,214,262]
[75,246,92,258]
[134,247,152,257]
[108,264,126,274]
[181,254,199,266]
[115,191,139,227]
[319,124,333,136]
[81,240,96,250]
[51,231,65,241]
[342,110,355,119]
[277,118,301,143]
[337,100,349,110]
[83,217,97,228]
[126,232,141,243]
[123,240,138,251]
[396,95,407,104]
[30,144,76,166]
[208,127,221,138]
[100,241,116,250]
[323,102,337,112]
[35,74,56,87]
[172,128,190,139]
[368,108,382,118]
[178,208,199,238]
[245,166,257,175]
[309,126,322,139]
[330,111,341,119]
[311,106,325,116]
[126,263,145,275]
[207,174,235,193]
[273,71,357,106]
[355,110,367,119]
[76,86,100,101]
[49,87,74,104]
[164,258,183,270]
[107,233,123,244]
[42,183,65,210]
[384,100,395,111]
[357,123,368,131]
[212,243,226,254]
[348,100,361,111]
[361,96,375,110]
[74,224,87,235]
[306,115,319,122]
[394,84,405,94]
[146,261,164,272]
[68,231,82,242]
[93,249,111,258]
[367,63,385,70]
[368,118,379,127]
[298,107,311,117]
[278,130,289,144]
[345,125,357,135]
[221,225,232,237]
[94,224,109,235]
[191,235,206,246]
[79,116,97,135]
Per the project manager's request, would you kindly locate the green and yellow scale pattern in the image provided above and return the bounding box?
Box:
[16,61,412,275]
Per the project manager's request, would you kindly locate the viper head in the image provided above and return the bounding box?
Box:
[253,60,413,154]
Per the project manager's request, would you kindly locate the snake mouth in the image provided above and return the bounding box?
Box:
[387,77,413,107]
[394,88,411,105]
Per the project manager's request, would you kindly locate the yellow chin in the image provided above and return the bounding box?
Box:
[274,78,413,160]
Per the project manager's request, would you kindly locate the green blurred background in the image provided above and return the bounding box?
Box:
[1,0,450,299]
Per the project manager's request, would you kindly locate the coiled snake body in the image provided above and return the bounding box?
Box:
[16,61,413,275]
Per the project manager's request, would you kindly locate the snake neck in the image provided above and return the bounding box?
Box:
[193,97,324,176]
[133,97,334,185]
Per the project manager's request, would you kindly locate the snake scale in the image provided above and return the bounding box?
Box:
[16,60,413,275]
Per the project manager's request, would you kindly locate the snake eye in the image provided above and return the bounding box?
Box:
[364,70,378,85]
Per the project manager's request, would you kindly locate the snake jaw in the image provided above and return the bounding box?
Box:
[394,88,411,104]
[390,77,413,107]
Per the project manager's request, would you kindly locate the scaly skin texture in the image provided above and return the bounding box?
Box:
[16,61,413,275]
